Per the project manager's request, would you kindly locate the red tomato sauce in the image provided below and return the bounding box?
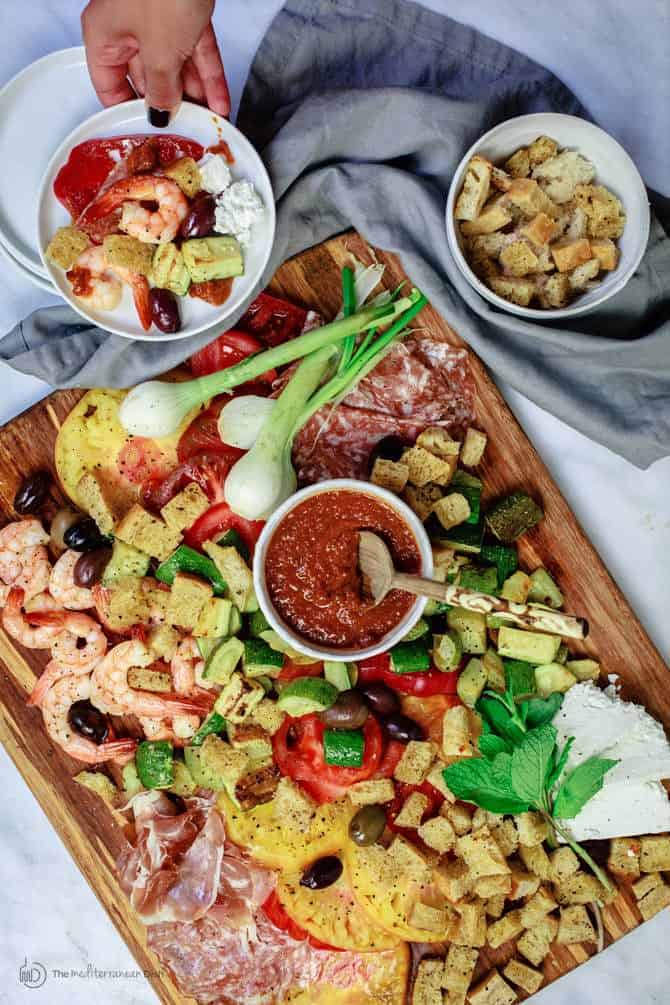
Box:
[188,277,233,305]
[265,489,421,649]
[206,139,235,163]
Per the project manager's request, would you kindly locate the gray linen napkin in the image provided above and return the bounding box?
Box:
[2,0,668,466]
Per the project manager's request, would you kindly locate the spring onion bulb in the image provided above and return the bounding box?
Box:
[119,293,420,437]
[217,395,276,449]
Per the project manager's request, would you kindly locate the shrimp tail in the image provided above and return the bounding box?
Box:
[163,694,212,715]
[27,660,68,707]
[84,175,157,221]
[24,610,65,627]
[132,275,152,331]
[98,738,138,761]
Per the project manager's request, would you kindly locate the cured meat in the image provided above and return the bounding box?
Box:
[292,334,474,484]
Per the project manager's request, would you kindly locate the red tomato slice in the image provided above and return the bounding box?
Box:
[387,779,444,834]
[375,738,405,779]
[238,292,308,347]
[277,660,324,683]
[184,501,265,553]
[261,891,341,951]
[118,438,170,486]
[401,693,461,748]
[189,331,276,383]
[358,655,460,697]
[272,714,383,804]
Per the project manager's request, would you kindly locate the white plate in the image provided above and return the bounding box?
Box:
[0,47,99,277]
[0,236,54,293]
[37,100,276,341]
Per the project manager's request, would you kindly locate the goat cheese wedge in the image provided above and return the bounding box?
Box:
[553,681,670,841]
[198,153,232,195]
[214,180,265,247]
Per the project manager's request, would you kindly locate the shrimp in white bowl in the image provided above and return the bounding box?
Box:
[68,245,152,331]
[49,550,94,610]
[41,673,137,765]
[87,175,188,245]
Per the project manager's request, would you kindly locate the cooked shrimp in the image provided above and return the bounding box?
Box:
[89,175,188,244]
[69,245,152,332]
[91,640,208,718]
[138,714,200,745]
[171,636,206,695]
[50,612,107,670]
[49,550,94,610]
[2,588,63,649]
[0,519,51,602]
[28,658,83,707]
[41,673,137,765]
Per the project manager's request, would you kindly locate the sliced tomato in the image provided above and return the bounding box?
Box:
[387,779,445,834]
[184,501,265,553]
[273,714,383,804]
[117,437,170,486]
[358,655,461,697]
[189,330,276,383]
[277,660,324,683]
[401,693,461,748]
[375,738,405,779]
[261,891,341,951]
[238,292,308,347]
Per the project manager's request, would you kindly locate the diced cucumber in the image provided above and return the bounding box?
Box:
[248,609,272,637]
[324,661,353,691]
[504,658,536,697]
[401,618,430,642]
[458,564,498,595]
[243,638,284,678]
[74,771,118,803]
[170,760,197,796]
[486,614,514,629]
[194,597,233,638]
[481,542,519,588]
[390,639,431,673]
[456,657,487,707]
[258,630,321,665]
[184,734,246,795]
[203,637,244,683]
[323,728,364,767]
[497,626,561,665]
[424,599,452,618]
[102,540,150,586]
[122,760,144,797]
[447,608,487,654]
[482,647,505,692]
[241,588,260,613]
[528,568,564,609]
[431,517,484,554]
[197,637,220,661]
[451,470,483,491]
[277,677,338,716]
[432,631,462,671]
[485,492,543,544]
[534,662,577,698]
[218,528,250,562]
[228,606,243,636]
[191,712,227,747]
[136,740,174,789]
[565,658,600,682]
[500,571,532,604]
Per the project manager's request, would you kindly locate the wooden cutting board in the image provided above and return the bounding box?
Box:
[0,233,668,1005]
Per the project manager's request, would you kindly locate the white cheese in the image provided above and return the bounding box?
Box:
[198,153,232,195]
[214,180,264,247]
[553,681,670,841]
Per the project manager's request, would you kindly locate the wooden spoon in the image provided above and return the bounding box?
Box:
[358,531,588,640]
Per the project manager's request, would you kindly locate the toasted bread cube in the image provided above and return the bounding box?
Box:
[419,816,456,854]
[556,904,596,944]
[160,482,210,532]
[515,812,548,847]
[453,900,487,947]
[640,835,670,873]
[490,165,512,192]
[487,909,524,950]
[507,178,559,219]
[444,800,474,835]
[555,872,607,906]
[203,541,253,610]
[590,237,619,271]
[638,883,670,921]
[403,483,445,521]
[103,234,155,276]
[550,846,581,884]
[460,428,487,467]
[348,778,395,805]
[499,240,539,277]
[551,238,592,273]
[410,902,451,935]
[416,426,461,459]
[520,212,557,246]
[163,156,202,197]
[519,842,553,882]
[540,272,572,309]
[426,762,456,802]
[575,184,626,239]
[509,866,541,901]
[472,808,502,832]
[528,135,559,166]
[46,225,90,269]
[370,457,410,494]
[435,859,472,903]
[442,705,475,760]
[77,471,124,536]
[488,276,535,307]
[455,156,492,221]
[433,493,471,531]
[633,872,662,900]
[469,969,518,1005]
[491,819,519,859]
[516,915,558,966]
[228,721,273,763]
[460,196,513,236]
[500,571,532,604]
[505,148,531,179]
[458,826,511,881]
[273,777,316,834]
[569,257,600,290]
[531,149,595,203]
[395,791,430,829]
[470,233,505,258]
[520,886,558,928]
[468,247,501,282]
[388,835,432,880]
[394,740,435,784]
[412,958,444,1005]
[503,959,543,996]
[485,895,506,919]
[251,698,286,736]
[115,504,182,561]
[106,576,150,629]
[474,874,512,899]
[165,572,213,629]
[607,837,641,879]
[565,205,589,240]
[442,945,478,995]
[147,623,180,662]
[403,445,457,487]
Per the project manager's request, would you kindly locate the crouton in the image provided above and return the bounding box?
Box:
[223,675,265,724]
[103,234,154,276]
[442,945,478,996]
[534,244,556,272]
[435,859,472,903]
[471,232,506,258]
[491,819,519,858]
[457,826,511,881]
[574,184,626,239]
[74,770,118,804]
[469,969,518,1005]
[473,874,512,899]
[460,196,513,236]
[228,722,273,764]
[539,272,572,309]
[640,835,670,873]
[509,866,541,901]
[633,872,662,900]
[519,843,553,882]
[77,471,125,536]
[607,837,641,879]
[273,777,316,834]
[520,212,557,246]
[455,156,492,221]
[460,428,487,467]
[520,886,558,928]
[528,135,559,166]
[565,206,589,240]
[443,799,474,835]
[425,764,456,802]
[516,813,548,848]
[472,808,502,832]
[506,178,559,218]
[202,541,253,609]
[160,482,210,532]
[403,483,445,521]
[388,835,432,880]
[468,247,501,282]
[491,165,512,192]
[453,900,487,947]
[502,959,544,995]
[433,493,471,531]
[395,791,430,829]
[550,238,593,273]
[556,904,596,944]
[410,902,451,935]
[638,883,670,921]
[487,909,524,950]
[394,740,435,784]
[147,623,180,662]
[500,571,532,604]
[485,895,506,919]
[590,236,619,270]
[569,257,600,290]
[348,778,395,805]
[115,504,182,561]
[402,445,457,487]
[370,457,410,494]
[554,872,607,906]
[127,666,171,692]
[418,815,456,854]
[499,240,539,277]
[107,576,150,629]
[551,847,581,884]
[165,572,213,629]
[531,149,595,204]
[162,156,202,198]
[412,958,444,1005]
[505,148,531,179]
[516,915,558,966]
[416,426,461,459]
[487,276,536,307]
[45,226,90,269]
[442,705,475,760]
[251,698,286,736]
[199,733,249,788]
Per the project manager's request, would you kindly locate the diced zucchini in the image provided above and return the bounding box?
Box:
[74,771,118,803]
[213,673,264,723]
[497,626,561,665]
[401,618,430,642]
[500,570,532,603]
[527,568,564,609]
[203,637,244,683]
[504,658,536,697]
[243,638,284,678]
[432,631,462,671]
[194,597,234,638]
[197,637,220,661]
[456,657,487,707]
[136,740,174,789]
[485,492,544,543]
[486,614,514,629]
[439,518,484,554]
[170,760,197,796]
[182,235,244,283]
[102,539,150,585]
[424,599,452,618]
[323,728,364,767]
[122,761,144,797]
[152,242,190,295]
[446,607,487,654]
[241,587,260,613]
[390,639,431,673]
[248,609,272,637]
[482,647,505,692]
[451,470,483,491]
[277,677,338,716]
[480,542,519,587]
[458,563,498,595]
[228,606,243,636]
[324,661,353,691]
[127,667,172,692]
[565,658,600,682]
[191,711,227,747]
[534,663,577,698]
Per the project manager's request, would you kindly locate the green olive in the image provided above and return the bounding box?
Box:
[349,804,387,846]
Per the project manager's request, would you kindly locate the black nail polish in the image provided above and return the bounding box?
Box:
[148,107,170,128]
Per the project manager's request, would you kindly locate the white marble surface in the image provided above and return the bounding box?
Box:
[0,2,669,1003]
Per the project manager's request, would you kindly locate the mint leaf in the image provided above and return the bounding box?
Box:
[523,692,564,729]
[477,695,526,746]
[504,659,536,698]
[553,757,618,819]
[511,724,557,807]
[479,734,511,759]
[546,736,575,791]
[443,759,529,815]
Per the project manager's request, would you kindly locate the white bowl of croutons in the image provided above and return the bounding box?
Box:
[446,113,650,319]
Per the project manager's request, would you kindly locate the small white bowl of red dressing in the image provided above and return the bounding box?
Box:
[253,480,433,663]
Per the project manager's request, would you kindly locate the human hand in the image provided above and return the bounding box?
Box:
[81,0,230,124]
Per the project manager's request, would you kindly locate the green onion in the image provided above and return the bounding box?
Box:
[337,266,357,373]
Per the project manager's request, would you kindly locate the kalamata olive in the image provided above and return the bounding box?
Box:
[319,690,369,729]
[369,435,406,469]
[179,193,216,239]
[349,804,387,846]
[383,712,425,744]
[68,700,109,744]
[63,518,109,553]
[74,547,112,588]
[14,470,51,515]
[358,681,400,718]
[50,508,81,554]
[150,287,181,334]
[300,856,343,890]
